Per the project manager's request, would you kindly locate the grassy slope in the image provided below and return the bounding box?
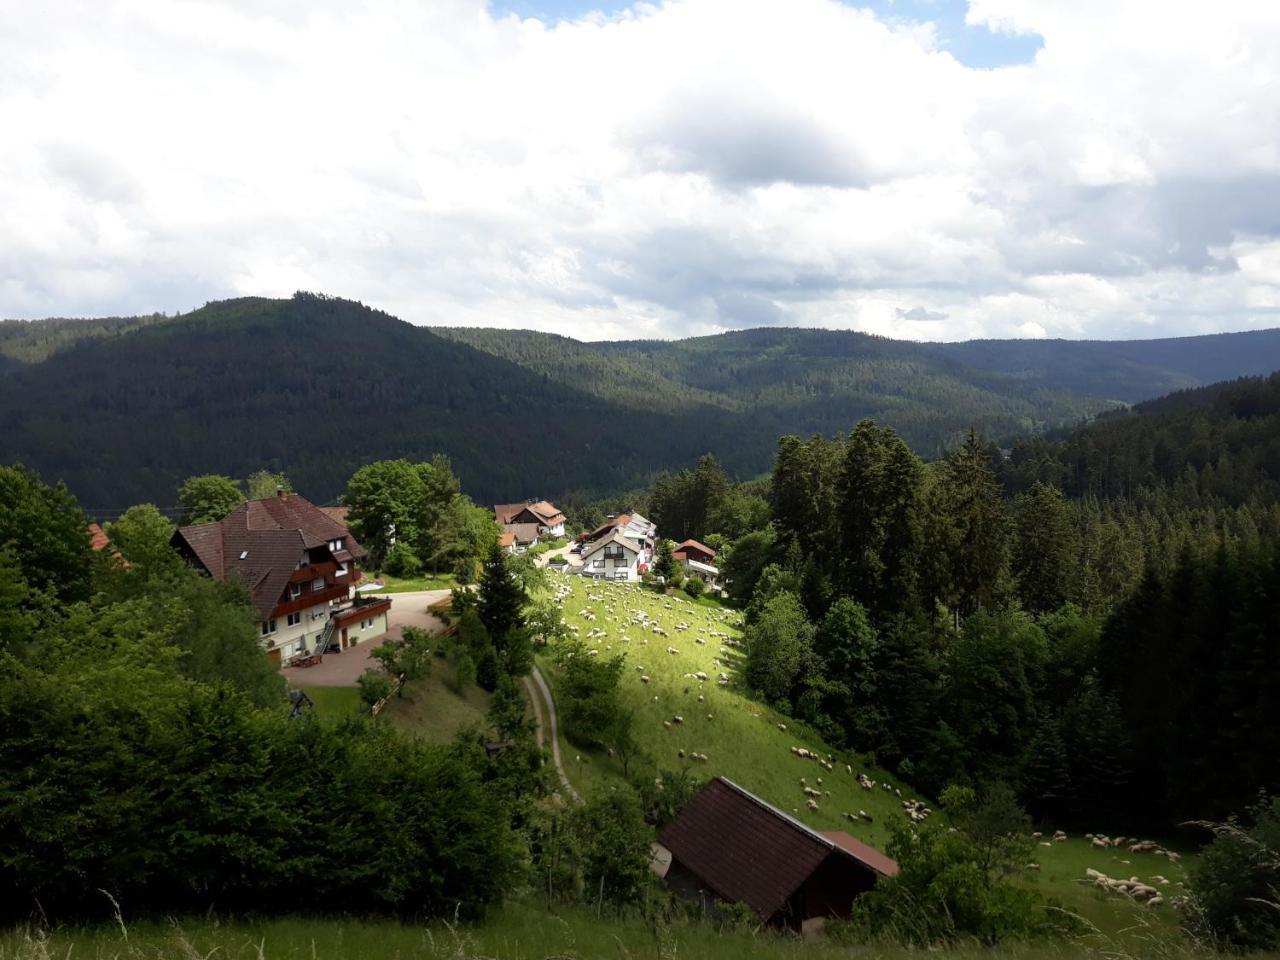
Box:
[306,687,363,717]
[5,900,1197,960]
[541,572,1189,936]
[381,668,492,741]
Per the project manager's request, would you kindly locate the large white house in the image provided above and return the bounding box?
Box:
[580,530,643,581]
[171,491,391,664]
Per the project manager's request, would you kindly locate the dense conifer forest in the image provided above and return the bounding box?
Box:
[2,293,1278,509]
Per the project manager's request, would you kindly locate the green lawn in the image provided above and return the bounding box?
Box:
[304,686,362,717]
[540,572,1186,938]
[0,899,1204,960]
[380,665,492,741]
[362,572,457,593]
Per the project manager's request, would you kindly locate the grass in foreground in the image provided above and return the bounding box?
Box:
[0,900,1206,960]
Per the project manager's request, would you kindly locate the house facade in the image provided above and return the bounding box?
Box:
[579,530,642,581]
[674,538,720,587]
[171,490,390,664]
[494,499,566,538]
[578,512,657,571]
[500,522,541,554]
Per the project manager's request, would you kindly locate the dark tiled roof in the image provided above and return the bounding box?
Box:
[502,522,541,544]
[321,505,350,525]
[172,493,367,619]
[659,777,896,920]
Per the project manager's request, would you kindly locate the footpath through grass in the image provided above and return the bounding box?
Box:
[539,573,1190,939]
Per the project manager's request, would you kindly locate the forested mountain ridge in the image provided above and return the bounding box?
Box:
[0,311,171,364]
[934,328,1280,403]
[1004,371,1280,505]
[3,293,1278,510]
[0,295,741,508]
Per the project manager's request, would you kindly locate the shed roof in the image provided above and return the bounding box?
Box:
[658,777,897,920]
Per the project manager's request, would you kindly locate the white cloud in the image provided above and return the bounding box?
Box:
[2,0,1280,343]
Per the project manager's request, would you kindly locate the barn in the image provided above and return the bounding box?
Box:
[657,777,898,934]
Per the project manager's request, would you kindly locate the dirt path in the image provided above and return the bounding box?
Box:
[523,665,580,803]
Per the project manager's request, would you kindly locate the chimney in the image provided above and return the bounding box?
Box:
[276,485,287,498]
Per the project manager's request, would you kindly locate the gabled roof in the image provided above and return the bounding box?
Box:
[502,522,541,544]
[495,500,565,526]
[88,523,112,551]
[676,538,716,558]
[499,531,516,548]
[172,493,367,619]
[659,777,897,921]
[580,529,639,559]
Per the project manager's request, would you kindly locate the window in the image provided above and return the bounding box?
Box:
[592,559,604,568]
[613,558,627,567]
[329,538,344,552]
[336,562,349,577]
[260,619,277,637]
[286,612,302,627]
[312,577,325,591]
[613,571,626,580]
[289,583,301,599]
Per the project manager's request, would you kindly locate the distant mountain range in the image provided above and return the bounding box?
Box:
[1,293,1278,509]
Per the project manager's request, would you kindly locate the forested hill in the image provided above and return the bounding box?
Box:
[0,295,739,508]
[3,294,1279,508]
[932,328,1280,403]
[1004,371,1280,504]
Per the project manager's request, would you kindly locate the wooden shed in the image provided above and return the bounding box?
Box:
[658,777,898,932]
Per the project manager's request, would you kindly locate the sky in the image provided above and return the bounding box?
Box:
[2,1,1280,342]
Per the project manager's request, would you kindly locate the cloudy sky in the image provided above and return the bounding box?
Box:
[3,0,1280,341]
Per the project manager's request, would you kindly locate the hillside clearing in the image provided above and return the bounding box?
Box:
[539,572,1189,936]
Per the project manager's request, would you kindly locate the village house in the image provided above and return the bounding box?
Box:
[493,499,566,538]
[499,522,541,554]
[577,511,657,571]
[673,537,720,587]
[170,489,391,664]
[658,777,898,936]
[579,528,644,581]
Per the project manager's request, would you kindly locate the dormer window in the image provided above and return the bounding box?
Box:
[289,583,301,599]
[329,538,344,552]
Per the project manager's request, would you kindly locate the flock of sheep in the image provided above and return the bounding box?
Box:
[552,573,744,767]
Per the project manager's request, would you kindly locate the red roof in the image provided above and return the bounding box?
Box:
[87,523,111,551]
[494,500,565,526]
[659,777,896,921]
[820,832,900,878]
[676,538,716,559]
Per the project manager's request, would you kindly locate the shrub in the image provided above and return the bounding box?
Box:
[384,542,421,578]
[1186,795,1280,950]
[357,668,394,708]
[683,576,705,600]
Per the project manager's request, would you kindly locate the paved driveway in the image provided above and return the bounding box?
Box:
[282,589,452,688]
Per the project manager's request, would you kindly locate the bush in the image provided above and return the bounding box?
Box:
[357,668,394,708]
[384,542,422,578]
[850,787,1075,945]
[682,576,705,600]
[1186,795,1280,950]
